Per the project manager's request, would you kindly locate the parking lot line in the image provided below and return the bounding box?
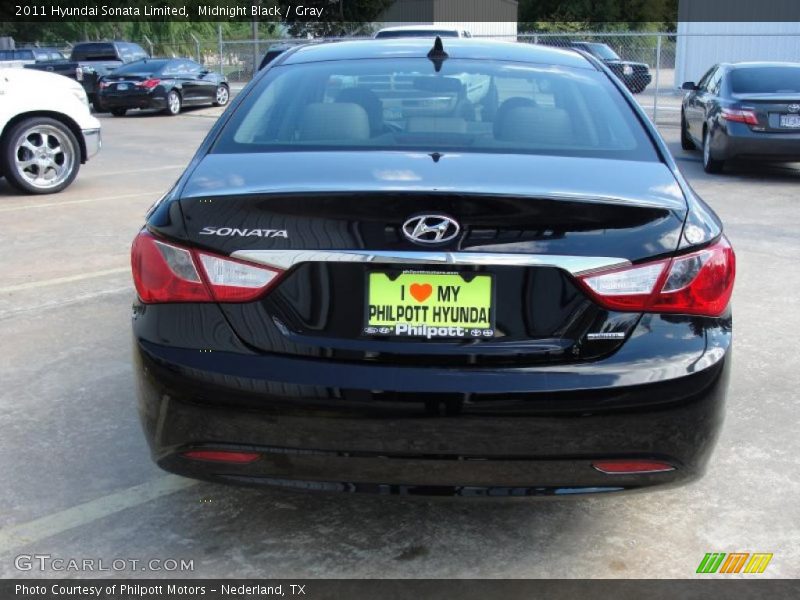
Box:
[83,164,186,178]
[0,268,130,294]
[0,286,131,320]
[0,475,198,552]
[0,191,164,213]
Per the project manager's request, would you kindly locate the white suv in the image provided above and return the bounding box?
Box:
[0,68,101,194]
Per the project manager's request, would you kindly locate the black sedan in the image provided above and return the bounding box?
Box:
[569,42,652,93]
[131,38,735,497]
[98,58,229,116]
[681,62,800,173]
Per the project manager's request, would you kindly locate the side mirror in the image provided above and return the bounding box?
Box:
[682,81,699,91]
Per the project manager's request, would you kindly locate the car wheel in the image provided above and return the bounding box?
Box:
[111,108,127,117]
[681,111,696,151]
[165,91,182,116]
[213,84,230,107]
[0,117,80,195]
[702,127,725,174]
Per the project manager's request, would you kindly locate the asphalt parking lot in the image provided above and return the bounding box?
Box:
[1,106,799,579]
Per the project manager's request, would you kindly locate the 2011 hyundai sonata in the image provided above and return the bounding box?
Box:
[131,39,735,497]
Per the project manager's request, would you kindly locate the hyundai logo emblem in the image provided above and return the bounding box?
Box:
[788,104,800,113]
[402,214,460,245]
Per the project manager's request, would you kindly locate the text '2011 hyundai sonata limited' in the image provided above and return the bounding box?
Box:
[131,38,735,498]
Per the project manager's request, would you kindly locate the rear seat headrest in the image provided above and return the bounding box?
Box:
[298,103,371,142]
[336,87,384,136]
[495,106,575,145]
[493,97,538,138]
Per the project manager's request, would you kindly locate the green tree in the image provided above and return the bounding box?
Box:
[519,0,677,33]
[285,0,394,37]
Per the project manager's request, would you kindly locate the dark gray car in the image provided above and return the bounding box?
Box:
[681,62,800,173]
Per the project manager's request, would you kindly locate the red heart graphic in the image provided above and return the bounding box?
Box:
[410,283,433,302]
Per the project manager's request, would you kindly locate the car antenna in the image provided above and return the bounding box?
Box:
[427,36,448,72]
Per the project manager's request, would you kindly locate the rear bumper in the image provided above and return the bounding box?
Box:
[99,92,167,111]
[133,306,732,497]
[716,123,800,161]
[624,73,651,90]
[609,69,651,91]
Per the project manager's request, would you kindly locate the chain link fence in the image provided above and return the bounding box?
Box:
[133,30,683,126]
[518,32,679,127]
[24,31,800,128]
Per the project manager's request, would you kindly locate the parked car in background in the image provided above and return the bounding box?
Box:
[374,25,472,38]
[26,41,149,112]
[0,67,100,194]
[0,48,67,67]
[131,39,734,497]
[568,42,652,94]
[98,58,229,116]
[681,62,800,173]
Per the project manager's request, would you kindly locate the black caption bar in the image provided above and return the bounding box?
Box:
[2,0,800,23]
[2,1,324,22]
[3,580,800,600]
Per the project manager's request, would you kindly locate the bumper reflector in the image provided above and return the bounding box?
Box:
[182,450,260,464]
[592,460,675,474]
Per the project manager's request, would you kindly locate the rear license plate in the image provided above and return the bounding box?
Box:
[117,83,129,91]
[364,271,494,339]
[779,114,800,128]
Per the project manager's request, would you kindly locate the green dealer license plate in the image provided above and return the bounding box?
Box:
[364,271,495,339]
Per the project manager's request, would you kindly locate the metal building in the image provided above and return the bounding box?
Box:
[675,0,800,86]
[378,0,518,38]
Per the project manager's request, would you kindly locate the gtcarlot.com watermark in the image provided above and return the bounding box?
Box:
[15,553,194,572]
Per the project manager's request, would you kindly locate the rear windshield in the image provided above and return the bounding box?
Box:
[71,43,117,61]
[730,67,800,94]
[113,59,169,74]
[212,58,657,161]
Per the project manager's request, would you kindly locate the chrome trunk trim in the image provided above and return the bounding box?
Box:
[231,249,630,276]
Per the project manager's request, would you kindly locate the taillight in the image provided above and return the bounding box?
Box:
[136,78,161,90]
[131,230,283,303]
[577,236,735,317]
[721,108,759,125]
[196,252,282,302]
[98,80,109,89]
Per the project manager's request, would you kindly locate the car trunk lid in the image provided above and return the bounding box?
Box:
[168,152,686,365]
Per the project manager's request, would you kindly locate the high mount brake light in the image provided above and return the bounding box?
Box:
[131,230,284,304]
[577,237,735,317]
